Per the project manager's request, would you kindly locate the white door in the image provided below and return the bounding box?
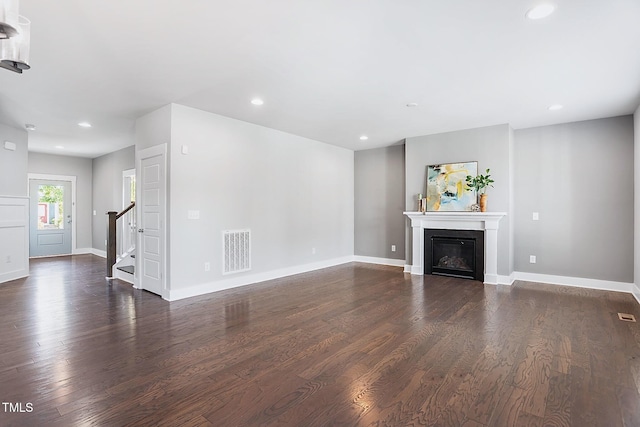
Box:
[29,179,72,257]
[137,146,166,297]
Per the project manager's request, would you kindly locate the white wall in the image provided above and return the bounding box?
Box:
[0,124,28,197]
[28,153,93,251]
[135,104,355,299]
[634,106,640,294]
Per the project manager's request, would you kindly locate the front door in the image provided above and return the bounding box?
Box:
[29,179,72,257]
[137,146,165,297]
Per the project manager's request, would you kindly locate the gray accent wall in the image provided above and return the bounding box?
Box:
[168,104,354,292]
[405,124,513,277]
[27,153,93,251]
[354,145,405,260]
[92,146,135,252]
[0,124,28,197]
[514,116,634,282]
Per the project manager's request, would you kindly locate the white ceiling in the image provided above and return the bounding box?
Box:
[1,0,640,158]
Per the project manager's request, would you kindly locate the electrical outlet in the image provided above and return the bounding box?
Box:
[6,255,10,263]
[204,262,210,271]
[532,212,539,221]
[391,245,396,252]
[530,255,536,264]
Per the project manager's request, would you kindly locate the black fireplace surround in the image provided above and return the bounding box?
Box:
[424,228,484,281]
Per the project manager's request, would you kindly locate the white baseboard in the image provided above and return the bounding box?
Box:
[513,271,635,295]
[166,256,354,301]
[87,249,107,258]
[0,268,29,285]
[353,256,405,267]
[497,273,515,285]
[632,284,640,305]
[113,268,134,285]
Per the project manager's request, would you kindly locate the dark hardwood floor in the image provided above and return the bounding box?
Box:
[1,255,640,426]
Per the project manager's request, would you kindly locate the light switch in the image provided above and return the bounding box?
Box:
[181,145,189,155]
[187,210,200,220]
[532,212,539,221]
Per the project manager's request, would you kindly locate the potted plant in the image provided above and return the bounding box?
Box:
[465,168,494,212]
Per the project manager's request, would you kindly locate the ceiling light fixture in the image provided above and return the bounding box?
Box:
[0,0,31,73]
[24,123,35,131]
[359,135,369,141]
[78,122,92,128]
[251,98,264,106]
[548,104,563,111]
[526,3,556,20]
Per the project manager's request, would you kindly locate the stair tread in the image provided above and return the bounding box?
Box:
[116,265,135,275]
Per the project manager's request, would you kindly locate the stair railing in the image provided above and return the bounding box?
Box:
[107,201,135,278]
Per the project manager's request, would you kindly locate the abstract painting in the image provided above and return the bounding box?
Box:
[426,161,477,211]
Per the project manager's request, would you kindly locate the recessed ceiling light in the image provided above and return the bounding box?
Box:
[78,122,92,128]
[526,3,556,20]
[25,123,36,131]
[359,135,369,141]
[55,145,64,149]
[251,98,264,106]
[548,104,563,111]
[406,103,418,107]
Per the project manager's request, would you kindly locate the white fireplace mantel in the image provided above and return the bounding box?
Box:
[404,211,506,285]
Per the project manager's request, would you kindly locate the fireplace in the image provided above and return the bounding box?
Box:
[404,212,505,284]
[424,229,484,281]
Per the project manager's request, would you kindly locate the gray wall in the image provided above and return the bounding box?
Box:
[405,124,513,276]
[92,146,135,252]
[28,153,93,251]
[169,104,354,291]
[514,116,634,282]
[0,124,28,197]
[354,145,405,260]
[636,105,640,288]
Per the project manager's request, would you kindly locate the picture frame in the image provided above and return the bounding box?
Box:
[426,161,478,211]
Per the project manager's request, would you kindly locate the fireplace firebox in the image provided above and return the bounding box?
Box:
[424,229,484,281]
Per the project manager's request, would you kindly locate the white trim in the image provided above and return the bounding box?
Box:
[166,256,353,301]
[404,211,506,284]
[404,264,412,273]
[113,268,134,285]
[28,174,78,254]
[353,256,405,267]
[632,284,640,305]
[513,271,635,295]
[86,248,106,258]
[0,196,29,284]
[497,273,515,285]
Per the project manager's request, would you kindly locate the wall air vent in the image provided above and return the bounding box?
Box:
[223,229,251,275]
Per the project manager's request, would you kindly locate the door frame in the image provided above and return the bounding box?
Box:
[134,144,167,299]
[27,173,78,255]
[122,168,136,254]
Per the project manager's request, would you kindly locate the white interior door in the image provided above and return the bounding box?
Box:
[29,179,72,257]
[137,146,166,297]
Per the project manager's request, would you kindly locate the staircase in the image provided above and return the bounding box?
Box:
[107,201,136,283]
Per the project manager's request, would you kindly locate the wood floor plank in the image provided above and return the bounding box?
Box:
[0,256,639,426]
